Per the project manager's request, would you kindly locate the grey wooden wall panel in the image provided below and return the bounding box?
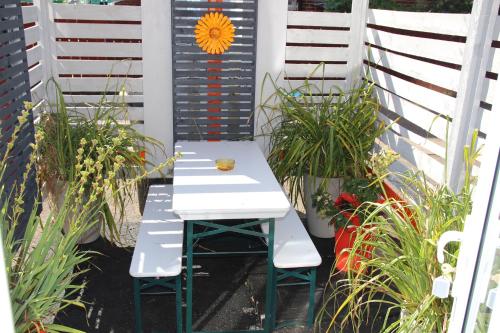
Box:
[172,0,258,141]
[0,0,37,239]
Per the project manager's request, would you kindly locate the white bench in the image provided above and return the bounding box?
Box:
[129,184,183,333]
[261,207,322,328]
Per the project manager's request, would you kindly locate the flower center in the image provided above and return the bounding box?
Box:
[209,27,221,39]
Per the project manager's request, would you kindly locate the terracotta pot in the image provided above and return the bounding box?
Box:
[334,225,373,272]
[304,175,343,238]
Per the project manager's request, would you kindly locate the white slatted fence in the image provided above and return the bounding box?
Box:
[21,3,44,110]
[49,3,144,132]
[364,9,471,184]
[284,11,351,93]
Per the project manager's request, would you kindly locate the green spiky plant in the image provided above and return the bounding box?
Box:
[36,79,165,243]
[316,130,481,333]
[259,64,386,206]
[1,106,94,333]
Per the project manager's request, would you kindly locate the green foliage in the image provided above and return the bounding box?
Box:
[324,0,472,13]
[36,79,165,243]
[1,109,94,333]
[325,0,400,12]
[316,131,481,333]
[259,64,384,206]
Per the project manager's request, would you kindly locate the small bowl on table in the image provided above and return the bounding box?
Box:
[215,159,235,171]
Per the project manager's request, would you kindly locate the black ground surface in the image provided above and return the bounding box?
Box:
[54,219,395,333]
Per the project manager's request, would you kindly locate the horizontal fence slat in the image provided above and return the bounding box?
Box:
[174,86,252,94]
[176,118,251,126]
[21,5,38,23]
[174,44,254,53]
[63,94,143,104]
[51,3,141,21]
[374,86,450,144]
[173,10,255,19]
[56,59,142,75]
[174,1,255,10]
[488,47,500,75]
[173,61,254,70]
[175,111,251,117]
[175,133,252,141]
[367,9,469,36]
[175,78,254,85]
[286,46,349,62]
[366,28,465,65]
[54,23,141,40]
[285,63,348,77]
[173,52,254,61]
[287,11,351,28]
[283,79,347,92]
[365,47,461,92]
[481,77,496,106]
[24,24,39,46]
[175,95,253,102]
[174,18,255,28]
[58,77,143,93]
[379,130,445,184]
[26,44,41,67]
[365,65,456,115]
[28,63,43,87]
[287,29,349,44]
[55,42,142,57]
[30,81,44,105]
[67,106,144,121]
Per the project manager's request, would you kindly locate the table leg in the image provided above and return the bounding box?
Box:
[264,218,276,333]
[186,220,194,333]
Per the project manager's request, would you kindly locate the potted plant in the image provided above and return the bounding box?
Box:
[316,132,480,333]
[260,67,386,238]
[36,80,164,243]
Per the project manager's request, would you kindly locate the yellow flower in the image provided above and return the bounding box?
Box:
[195,12,235,55]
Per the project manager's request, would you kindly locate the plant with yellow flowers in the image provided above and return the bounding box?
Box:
[195,12,235,54]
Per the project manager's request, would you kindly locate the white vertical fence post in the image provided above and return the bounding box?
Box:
[446,0,500,193]
[33,0,56,102]
[141,0,173,175]
[346,0,369,89]
[253,0,288,155]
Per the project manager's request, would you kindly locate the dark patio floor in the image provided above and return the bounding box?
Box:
[54,218,393,333]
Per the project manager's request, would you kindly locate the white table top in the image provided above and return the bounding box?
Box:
[172,141,291,220]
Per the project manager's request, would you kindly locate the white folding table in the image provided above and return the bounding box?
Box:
[172,141,290,333]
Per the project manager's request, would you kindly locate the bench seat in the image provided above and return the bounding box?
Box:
[261,208,322,269]
[130,184,184,278]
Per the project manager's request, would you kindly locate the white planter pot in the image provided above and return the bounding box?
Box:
[47,180,101,244]
[304,175,343,238]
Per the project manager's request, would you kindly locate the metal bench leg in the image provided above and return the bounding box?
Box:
[133,278,143,333]
[186,220,194,333]
[176,274,183,333]
[307,268,317,328]
[264,218,275,333]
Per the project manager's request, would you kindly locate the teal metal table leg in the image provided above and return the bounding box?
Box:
[307,268,317,328]
[263,218,275,333]
[176,275,183,333]
[133,278,143,333]
[186,220,194,333]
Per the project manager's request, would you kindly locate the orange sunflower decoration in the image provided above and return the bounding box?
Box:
[195,12,235,55]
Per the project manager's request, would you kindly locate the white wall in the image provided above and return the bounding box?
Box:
[254,0,288,155]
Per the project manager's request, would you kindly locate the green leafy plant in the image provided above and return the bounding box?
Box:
[316,131,481,333]
[36,79,164,242]
[1,107,94,333]
[259,65,384,206]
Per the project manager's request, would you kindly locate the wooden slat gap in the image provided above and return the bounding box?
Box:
[364,60,457,97]
[367,23,467,43]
